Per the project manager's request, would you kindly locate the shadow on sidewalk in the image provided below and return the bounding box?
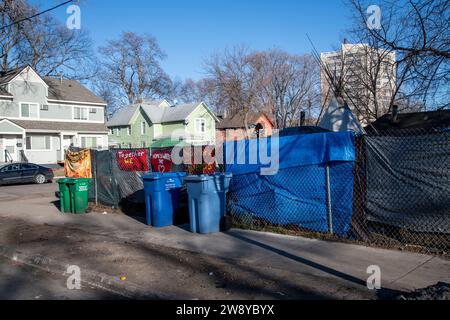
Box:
[225,230,407,299]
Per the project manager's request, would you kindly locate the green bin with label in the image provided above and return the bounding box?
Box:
[57,178,72,213]
[67,178,91,214]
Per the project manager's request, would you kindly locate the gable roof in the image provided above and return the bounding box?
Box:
[0,65,105,105]
[0,66,28,85]
[367,109,450,131]
[0,86,12,97]
[107,101,218,127]
[44,77,106,105]
[217,111,274,129]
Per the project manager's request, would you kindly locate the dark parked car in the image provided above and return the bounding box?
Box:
[0,163,54,185]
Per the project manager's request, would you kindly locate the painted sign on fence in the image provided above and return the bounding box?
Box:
[151,149,172,172]
[116,149,149,172]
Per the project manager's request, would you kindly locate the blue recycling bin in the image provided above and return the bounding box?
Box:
[213,173,233,217]
[185,175,222,234]
[142,172,186,227]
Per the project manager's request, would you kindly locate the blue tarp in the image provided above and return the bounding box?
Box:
[225,131,355,175]
[226,132,356,236]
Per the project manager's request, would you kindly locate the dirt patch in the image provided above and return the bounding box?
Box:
[395,282,450,300]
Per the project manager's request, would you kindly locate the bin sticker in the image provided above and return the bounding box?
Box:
[151,149,172,173]
[165,178,176,190]
[116,149,149,172]
[79,186,89,192]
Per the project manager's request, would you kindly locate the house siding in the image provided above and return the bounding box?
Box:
[109,109,154,148]
[0,100,19,118]
[10,81,47,105]
[108,102,217,147]
[0,67,107,164]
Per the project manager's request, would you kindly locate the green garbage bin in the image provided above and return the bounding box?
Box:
[57,178,72,213]
[67,178,91,214]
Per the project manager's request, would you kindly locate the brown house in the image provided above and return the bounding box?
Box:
[216,111,274,141]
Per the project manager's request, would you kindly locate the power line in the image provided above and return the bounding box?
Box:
[0,0,74,32]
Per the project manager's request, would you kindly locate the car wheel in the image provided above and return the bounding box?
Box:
[35,174,46,184]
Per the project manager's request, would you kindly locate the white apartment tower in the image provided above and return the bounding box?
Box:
[320,43,396,123]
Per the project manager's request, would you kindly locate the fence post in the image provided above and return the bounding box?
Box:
[326,163,333,235]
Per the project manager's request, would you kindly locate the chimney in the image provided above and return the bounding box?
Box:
[392,105,399,123]
[59,72,64,84]
[343,38,348,45]
[300,111,306,126]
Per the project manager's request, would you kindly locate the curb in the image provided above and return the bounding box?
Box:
[0,245,175,300]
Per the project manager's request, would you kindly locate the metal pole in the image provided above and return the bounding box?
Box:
[325,163,333,235]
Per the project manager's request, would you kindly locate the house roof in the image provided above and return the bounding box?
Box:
[6,119,108,133]
[44,77,106,105]
[367,109,450,131]
[0,65,105,105]
[0,66,27,85]
[107,101,217,127]
[0,86,12,97]
[216,111,274,129]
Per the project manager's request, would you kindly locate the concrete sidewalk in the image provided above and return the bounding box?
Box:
[0,183,448,299]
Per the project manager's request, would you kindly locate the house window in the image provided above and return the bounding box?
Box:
[128,143,132,148]
[116,128,120,136]
[127,127,132,135]
[195,118,205,134]
[25,135,51,150]
[74,107,88,120]
[21,103,39,118]
[142,141,146,148]
[40,104,49,111]
[89,108,97,114]
[141,121,146,135]
[81,137,99,149]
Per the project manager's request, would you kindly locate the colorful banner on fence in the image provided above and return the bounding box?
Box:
[151,148,172,172]
[65,149,92,178]
[116,149,149,172]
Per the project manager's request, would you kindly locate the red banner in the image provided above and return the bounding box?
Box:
[151,149,172,173]
[116,149,149,172]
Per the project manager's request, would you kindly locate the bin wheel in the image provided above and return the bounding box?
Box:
[35,174,46,184]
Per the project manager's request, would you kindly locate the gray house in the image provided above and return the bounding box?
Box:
[0,65,108,164]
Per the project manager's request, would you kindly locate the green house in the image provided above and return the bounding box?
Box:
[106,100,219,148]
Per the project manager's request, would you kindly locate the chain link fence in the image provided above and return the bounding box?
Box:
[227,128,450,255]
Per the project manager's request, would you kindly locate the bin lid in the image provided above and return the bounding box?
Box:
[183,174,212,182]
[143,172,187,181]
[57,178,71,184]
[214,172,233,178]
[66,177,91,184]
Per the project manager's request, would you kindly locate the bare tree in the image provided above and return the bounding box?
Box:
[0,0,95,80]
[97,32,172,113]
[348,0,450,110]
[203,47,320,129]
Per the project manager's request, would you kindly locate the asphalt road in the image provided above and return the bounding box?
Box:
[0,256,124,300]
[0,182,123,300]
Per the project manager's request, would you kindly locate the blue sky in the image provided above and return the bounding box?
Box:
[32,0,353,80]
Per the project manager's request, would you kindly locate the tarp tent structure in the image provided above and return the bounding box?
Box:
[319,97,364,134]
[224,132,356,236]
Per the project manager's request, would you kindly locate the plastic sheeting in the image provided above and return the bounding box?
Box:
[226,132,356,236]
[225,131,355,175]
[365,133,450,233]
